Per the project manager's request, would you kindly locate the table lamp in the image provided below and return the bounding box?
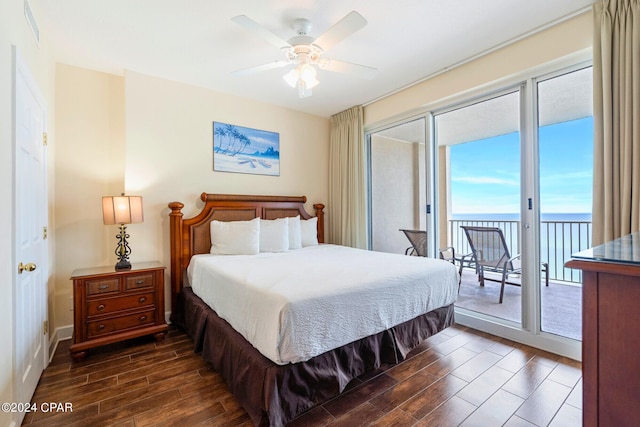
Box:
[102,194,144,271]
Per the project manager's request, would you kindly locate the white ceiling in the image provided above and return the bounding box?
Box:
[32,0,594,118]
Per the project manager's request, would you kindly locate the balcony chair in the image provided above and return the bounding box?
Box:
[460,225,549,303]
[401,230,464,283]
[438,246,466,288]
[400,229,427,256]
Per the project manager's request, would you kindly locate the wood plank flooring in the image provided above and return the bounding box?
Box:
[23,325,582,426]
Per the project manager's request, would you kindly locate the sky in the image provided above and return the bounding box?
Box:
[450,116,593,215]
[213,122,280,154]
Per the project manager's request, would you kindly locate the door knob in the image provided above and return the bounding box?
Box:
[18,262,37,274]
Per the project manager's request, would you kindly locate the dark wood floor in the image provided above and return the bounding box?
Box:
[23,324,582,426]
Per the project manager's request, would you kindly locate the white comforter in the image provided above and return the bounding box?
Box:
[187,244,459,365]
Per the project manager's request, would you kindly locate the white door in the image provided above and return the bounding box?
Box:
[14,48,48,414]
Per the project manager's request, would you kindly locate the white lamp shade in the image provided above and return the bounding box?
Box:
[283,68,299,88]
[102,195,144,225]
[299,63,315,80]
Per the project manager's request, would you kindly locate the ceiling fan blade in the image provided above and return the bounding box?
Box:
[313,11,367,52]
[232,60,291,76]
[320,59,377,79]
[231,15,291,50]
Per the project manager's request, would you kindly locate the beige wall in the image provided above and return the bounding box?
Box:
[53,64,126,329]
[370,135,425,254]
[364,11,593,126]
[1,2,55,426]
[52,68,330,329]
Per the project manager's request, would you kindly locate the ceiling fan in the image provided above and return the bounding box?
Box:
[231,11,377,98]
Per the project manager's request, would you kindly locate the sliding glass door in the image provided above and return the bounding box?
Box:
[433,67,592,341]
[436,89,522,325]
[365,62,591,357]
[536,66,593,341]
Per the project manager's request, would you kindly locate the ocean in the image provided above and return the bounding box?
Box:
[452,213,592,222]
[450,212,592,282]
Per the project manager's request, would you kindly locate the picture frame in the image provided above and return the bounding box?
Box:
[213,122,280,176]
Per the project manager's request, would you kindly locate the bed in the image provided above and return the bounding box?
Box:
[168,193,458,426]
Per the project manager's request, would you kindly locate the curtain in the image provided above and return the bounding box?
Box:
[592,0,640,245]
[328,105,367,248]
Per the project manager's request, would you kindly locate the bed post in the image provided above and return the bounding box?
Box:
[168,201,184,319]
[314,203,325,243]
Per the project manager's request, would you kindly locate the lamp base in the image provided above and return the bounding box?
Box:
[114,223,133,271]
[115,259,132,271]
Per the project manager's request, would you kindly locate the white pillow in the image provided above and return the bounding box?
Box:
[210,217,260,255]
[300,217,318,247]
[260,217,289,252]
[288,216,302,249]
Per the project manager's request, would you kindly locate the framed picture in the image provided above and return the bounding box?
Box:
[213,122,280,176]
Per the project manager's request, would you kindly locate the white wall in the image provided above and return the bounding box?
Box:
[0,1,55,426]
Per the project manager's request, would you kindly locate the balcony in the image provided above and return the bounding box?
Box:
[448,218,590,341]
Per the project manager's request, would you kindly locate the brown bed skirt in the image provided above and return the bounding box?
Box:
[172,286,455,426]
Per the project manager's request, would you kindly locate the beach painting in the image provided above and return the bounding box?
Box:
[213,122,280,176]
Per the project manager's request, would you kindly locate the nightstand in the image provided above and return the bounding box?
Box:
[68,261,168,361]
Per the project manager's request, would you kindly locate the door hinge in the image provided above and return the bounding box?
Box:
[43,320,48,335]
[43,226,48,240]
[43,132,47,146]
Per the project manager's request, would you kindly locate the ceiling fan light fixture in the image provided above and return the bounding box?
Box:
[283,68,299,87]
[284,64,319,97]
[300,63,318,86]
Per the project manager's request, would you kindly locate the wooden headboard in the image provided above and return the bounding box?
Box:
[168,193,325,314]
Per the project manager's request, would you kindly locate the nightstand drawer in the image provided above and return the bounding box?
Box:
[87,310,155,338]
[86,278,120,296]
[86,292,155,316]
[125,273,154,290]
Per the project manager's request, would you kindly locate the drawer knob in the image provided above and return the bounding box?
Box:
[139,315,147,322]
[136,280,144,285]
[98,324,105,330]
[99,284,109,290]
[97,304,105,311]
[139,297,147,303]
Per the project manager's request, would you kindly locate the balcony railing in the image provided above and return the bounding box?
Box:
[448,219,592,284]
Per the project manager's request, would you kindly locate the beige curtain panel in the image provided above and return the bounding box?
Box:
[328,105,367,248]
[592,0,640,245]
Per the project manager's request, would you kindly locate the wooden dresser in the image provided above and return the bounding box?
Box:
[566,233,640,427]
[69,261,168,361]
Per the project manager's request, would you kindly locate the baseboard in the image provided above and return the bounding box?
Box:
[48,324,73,363]
[47,314,172,363]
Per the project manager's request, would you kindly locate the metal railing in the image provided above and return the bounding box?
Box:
[448,219,592,284]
